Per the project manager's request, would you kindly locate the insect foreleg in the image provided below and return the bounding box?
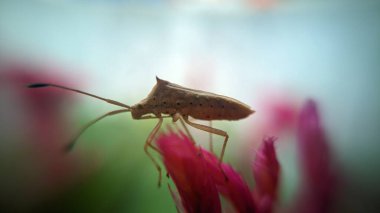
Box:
[64,109,130,152]
[138,115,171,153]
[144,117,164,187]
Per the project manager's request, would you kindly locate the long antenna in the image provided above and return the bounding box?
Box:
[28,83,131,109]
[64,109,130,152]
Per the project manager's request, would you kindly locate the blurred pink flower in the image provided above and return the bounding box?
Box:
[202,149,256,213]
[157,133,221,213]
[157,132,257,213]
[259,95,298,136]
[156,99,339,213]
[252,137,279,213]
[158,132,278,213]
[242,92,297,165]
[294,100,337,213]
[0,62,80,210]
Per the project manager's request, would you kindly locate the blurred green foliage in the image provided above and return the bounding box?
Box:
[40,113,178,212]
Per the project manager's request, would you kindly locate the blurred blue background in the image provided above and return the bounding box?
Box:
[0,0,379,212]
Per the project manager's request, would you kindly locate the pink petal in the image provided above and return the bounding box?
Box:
[202,150,256,213]
[296,100,337,213]
[252,137,280,213]
[157,133,221,213]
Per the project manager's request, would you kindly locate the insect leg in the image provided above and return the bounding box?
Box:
[179,117,195,144]
[167,183,181,213]
[139,115,170,153]
[183,117,229,163]
[209,121,214,153]
[64,109,130,152]
[144,117,164,187]
[172,113,195,143]
[183,117,229,180]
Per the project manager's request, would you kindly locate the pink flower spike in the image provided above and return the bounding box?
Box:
[296,100,336,213]
[157,132,221,213]
[252,137,280,213]
[202,150,256,213]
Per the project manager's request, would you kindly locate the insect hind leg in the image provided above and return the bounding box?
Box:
[183,117,229,180]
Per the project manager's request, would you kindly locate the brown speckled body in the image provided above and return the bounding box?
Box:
[28,76,254,186]
[131,77,254,120]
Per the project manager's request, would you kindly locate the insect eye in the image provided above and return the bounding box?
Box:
[137,104,143,109]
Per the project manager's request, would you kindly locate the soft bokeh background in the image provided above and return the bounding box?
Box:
[1,0,379,212]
